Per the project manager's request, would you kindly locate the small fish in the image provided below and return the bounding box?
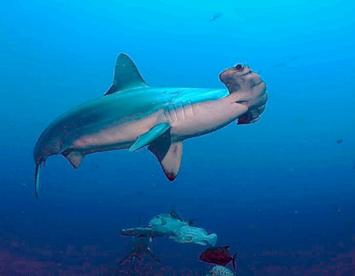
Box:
[200,246,236,270]
[336,139,343,144]
[209,12,223,22]
[172,225,217,246]
[206,265,234,276]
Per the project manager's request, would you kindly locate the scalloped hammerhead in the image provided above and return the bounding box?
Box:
[34,54,267,197]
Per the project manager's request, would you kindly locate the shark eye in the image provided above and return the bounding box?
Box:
[235,64,244,71]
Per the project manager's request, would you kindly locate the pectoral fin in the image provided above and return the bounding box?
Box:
[129,123,170,152]
[149,137,183,181]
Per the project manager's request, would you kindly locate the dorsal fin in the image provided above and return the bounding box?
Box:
[105,53,147,95]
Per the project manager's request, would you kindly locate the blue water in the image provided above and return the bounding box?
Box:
[1,0,354,274]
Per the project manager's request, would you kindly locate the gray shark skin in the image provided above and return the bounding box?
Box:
[34,54,267,197]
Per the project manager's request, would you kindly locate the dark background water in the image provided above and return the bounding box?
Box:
[0,0,354,274]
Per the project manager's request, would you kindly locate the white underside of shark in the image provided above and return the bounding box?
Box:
[33,54,267,197]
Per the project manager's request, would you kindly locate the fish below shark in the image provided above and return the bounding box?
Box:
[33,54,267,197]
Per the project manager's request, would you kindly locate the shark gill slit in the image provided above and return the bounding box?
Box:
[168,106,175,123]
[185,101,192,117]
[164,109,171,123]
[190,101,196,116]
[172,105,178,122]
[181,103,186,121]
[177,103,184,121]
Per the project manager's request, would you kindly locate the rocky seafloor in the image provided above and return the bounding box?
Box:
[1,236,354,276]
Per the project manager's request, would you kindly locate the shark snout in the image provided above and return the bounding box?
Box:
[219,65,252,84]
[219,64,265,95]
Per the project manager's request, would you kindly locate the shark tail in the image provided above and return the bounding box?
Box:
[34,162,42,199]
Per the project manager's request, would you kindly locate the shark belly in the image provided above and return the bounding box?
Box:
[71,110,163,154]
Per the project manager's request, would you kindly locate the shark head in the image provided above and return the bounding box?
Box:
[219,64,252,92]
[219,64,267,125]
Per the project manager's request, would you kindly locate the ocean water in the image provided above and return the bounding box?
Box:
[0,0,354,275]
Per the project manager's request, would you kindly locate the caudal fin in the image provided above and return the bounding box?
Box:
[34,163,41,199]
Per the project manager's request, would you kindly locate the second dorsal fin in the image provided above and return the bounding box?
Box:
[105,53,147,95]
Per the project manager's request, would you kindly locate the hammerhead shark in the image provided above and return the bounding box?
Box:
[34,54,267,197]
